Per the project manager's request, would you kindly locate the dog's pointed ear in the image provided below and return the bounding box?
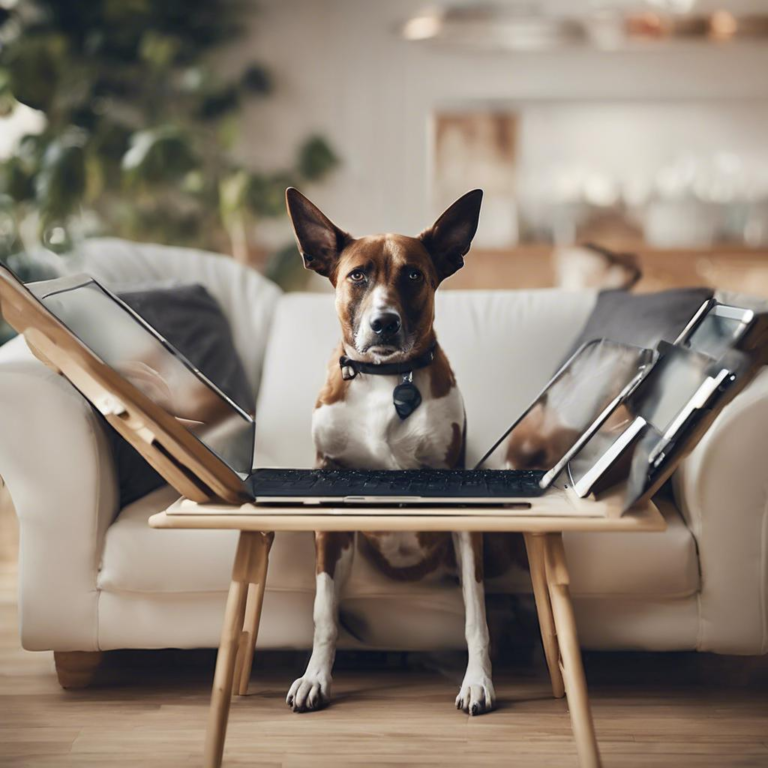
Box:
[285,188,351,280]
[419,189,483,282]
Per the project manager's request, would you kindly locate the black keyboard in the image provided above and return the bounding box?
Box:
[248,468,546,500]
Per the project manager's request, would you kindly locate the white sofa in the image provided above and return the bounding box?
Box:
[1,239,767,666]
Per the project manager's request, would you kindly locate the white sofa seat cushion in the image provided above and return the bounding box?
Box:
[98,487,462,611]
[562,499,699,599]
[98,487,699,601]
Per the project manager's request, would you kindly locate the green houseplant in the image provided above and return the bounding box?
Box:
[0,0,338,281]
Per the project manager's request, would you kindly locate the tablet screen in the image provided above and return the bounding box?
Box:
[476,339,655,473]
[683,308,752,360]
[32,278,255,476]
[567,344,717,496]
[631,345,714,434]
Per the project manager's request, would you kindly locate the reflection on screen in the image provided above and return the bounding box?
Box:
[566,403,638,489]
[684,312,749,359]
[631,345,712,434]
[37,280,254,476]
[567,344,714,493]
[477,340,654,471]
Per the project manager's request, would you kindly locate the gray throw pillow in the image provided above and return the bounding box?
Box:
[563,287,714,362]
[106,284,253,507]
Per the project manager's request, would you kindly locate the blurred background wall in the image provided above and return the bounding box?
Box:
[237,0,768,240]
[2,0,768,300]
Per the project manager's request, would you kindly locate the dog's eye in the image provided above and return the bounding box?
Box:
[348,270,366,283]
[407,268,423,281]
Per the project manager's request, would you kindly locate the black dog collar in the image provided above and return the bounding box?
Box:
[339,344,436,420]
[339,344,436,380]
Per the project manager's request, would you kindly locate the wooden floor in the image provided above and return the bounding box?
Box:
[2,483,768,767]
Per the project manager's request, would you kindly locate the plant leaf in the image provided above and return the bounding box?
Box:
[122,128,198,184]
[246,172,295,218]
[35,132,87,220]
[0,157,35,203]
[297,136,339,181]
[240,64,271,96]
[6,34,67,112]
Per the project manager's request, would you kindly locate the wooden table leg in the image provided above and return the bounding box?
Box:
[204,531,271,768]
[235,532,273,696]
[524,532,565,699]
[543,533,601,768]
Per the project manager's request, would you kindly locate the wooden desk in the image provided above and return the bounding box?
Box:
[150,488,665,768]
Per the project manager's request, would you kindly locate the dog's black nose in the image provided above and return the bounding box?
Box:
[370,312,401,336]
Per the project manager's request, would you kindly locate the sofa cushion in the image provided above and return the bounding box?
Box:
[98,486,699,602]
[98,486,460,609]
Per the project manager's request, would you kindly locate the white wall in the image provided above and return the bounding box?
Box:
[221,0,768,244]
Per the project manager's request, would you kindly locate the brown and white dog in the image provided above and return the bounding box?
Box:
[284,187,495,716]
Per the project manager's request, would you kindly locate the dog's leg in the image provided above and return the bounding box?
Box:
[287,531,354,712]
[452,531,496,715]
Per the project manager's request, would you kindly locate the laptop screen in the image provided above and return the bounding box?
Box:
[29,276,255,477]
[475,339,655,474]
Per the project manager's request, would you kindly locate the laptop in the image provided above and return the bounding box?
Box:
[0,266,553,506]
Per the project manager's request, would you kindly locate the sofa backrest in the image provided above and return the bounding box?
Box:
[253,289,597,468]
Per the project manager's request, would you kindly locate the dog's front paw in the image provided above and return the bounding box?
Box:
[455,675,496,716]
[286,673,331,713]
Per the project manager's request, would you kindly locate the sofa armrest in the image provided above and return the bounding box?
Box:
[673,366,768,655]
[0,344,118,651]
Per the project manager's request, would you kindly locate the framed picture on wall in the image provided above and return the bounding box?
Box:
[432,111,519,248]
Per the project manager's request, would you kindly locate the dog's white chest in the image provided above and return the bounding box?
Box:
[313,371,464,470]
